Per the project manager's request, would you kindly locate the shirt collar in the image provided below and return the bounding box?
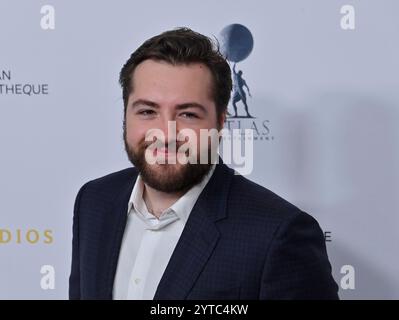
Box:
[127,164,216,224]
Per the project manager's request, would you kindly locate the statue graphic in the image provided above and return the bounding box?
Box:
[231,63,252,118]
[219,24,255,118]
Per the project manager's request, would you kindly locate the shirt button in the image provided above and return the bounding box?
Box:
[134,278,141,285]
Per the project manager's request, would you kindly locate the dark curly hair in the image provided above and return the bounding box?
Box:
[119,27,232,122]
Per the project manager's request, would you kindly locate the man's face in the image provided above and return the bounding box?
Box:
[124,59,224,193]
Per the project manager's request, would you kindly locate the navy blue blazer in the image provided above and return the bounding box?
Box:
[69,160,339,300]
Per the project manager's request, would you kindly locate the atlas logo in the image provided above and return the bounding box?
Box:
[218,24,274,142]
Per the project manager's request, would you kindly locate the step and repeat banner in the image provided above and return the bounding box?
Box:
[1,0,398,299]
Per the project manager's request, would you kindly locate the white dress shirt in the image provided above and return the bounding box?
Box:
[112,164,216,300]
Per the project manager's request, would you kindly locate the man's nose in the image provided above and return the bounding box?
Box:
[157,115,177,147]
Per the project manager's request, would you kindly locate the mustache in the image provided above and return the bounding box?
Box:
[138,138,188,152]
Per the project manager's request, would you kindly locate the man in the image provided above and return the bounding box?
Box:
[69,27,339,300]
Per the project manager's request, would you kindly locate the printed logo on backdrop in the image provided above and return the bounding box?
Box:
[218,24,274,143]
[0,229,56,291]
[0,229,53,244]
[0,70,49,96]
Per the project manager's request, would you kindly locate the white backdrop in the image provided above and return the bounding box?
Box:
[0,0,398,299]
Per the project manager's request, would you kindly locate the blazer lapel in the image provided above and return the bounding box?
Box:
[154,160,234,300]
[95,169,138,299]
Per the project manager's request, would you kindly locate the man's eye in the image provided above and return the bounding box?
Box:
[138,110,155,116]
[181,112,198,119]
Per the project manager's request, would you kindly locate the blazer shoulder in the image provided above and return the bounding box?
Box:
[78,167,138,201]
[229,172,303,223]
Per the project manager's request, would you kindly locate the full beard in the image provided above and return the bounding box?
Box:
[123,131,214,194]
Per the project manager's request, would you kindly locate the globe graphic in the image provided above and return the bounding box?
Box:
[219,24,254,63]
